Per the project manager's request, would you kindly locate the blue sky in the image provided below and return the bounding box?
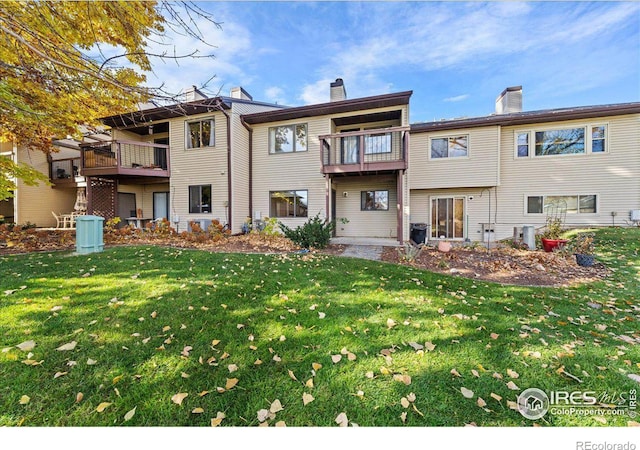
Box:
[144,1,640,123]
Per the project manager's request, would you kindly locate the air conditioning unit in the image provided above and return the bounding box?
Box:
[631,210,640,222]
[188,219,212,232]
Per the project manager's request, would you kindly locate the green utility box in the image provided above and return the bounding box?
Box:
[75,215,104,254]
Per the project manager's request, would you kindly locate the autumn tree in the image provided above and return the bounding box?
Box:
[0,0,218,200]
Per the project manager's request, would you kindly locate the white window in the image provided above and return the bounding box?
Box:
[591,125,607,153]
[269,124,307,153]
[189,185,211,213]
[361,190,389,211]
[270,190,308,217]
[186,119,215,149]
[526,195,597,214]
[431,136,468,159]
[516,124,607,158]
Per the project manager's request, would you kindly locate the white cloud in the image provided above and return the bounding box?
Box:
[298,2,639,104]
[264,86,287,105]
[142,14,255,98]
[299,79,332,105]
[444,94,469,103]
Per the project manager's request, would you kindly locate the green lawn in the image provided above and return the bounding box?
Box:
[0,228,638,427]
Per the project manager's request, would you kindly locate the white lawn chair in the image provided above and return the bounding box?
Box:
[52,211,69,229]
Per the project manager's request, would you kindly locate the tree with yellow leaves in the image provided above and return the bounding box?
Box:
[0,1,218,200]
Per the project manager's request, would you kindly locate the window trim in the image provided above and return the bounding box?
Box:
[188,184,212,214]
[429,134,469,160]
[360,190,389,211]
[185,117,215,149]
[589,124,608,154]
[269,189,309,218]
[524,194,598,215]
[268,123,308,154]
[514,123,608,159]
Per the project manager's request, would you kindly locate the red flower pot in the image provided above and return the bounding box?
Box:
[541,238,568,253]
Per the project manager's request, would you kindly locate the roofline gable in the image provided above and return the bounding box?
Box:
[242,91,413,125]
[410,102,640,133]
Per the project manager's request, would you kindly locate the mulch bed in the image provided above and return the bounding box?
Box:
[380,245,608,287]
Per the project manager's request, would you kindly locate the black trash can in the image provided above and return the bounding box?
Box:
[410,223,428,245]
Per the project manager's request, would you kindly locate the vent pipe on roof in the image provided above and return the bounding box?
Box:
[495,86,522,114]
[330,78,347,102]
[230,87,253,101]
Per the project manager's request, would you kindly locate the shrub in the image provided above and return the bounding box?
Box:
[279,214,334,249]
[397,242,423,262]
[253,217,280,236]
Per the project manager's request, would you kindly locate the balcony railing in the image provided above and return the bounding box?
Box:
[319,126,409,174]
[80,140,170,178]
[49,157,81,184]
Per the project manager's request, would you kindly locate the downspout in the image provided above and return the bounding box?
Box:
[216,102,233,230]
[240,116,253,222]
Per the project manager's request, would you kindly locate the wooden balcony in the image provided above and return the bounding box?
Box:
[80,141,170,178]
[49,157,82,186]
[320,126,409,175]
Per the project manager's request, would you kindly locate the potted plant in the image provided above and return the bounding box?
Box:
[540,217,568,252]
[568,232,595,267]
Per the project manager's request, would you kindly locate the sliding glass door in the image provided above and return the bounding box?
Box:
[431,197,465,239]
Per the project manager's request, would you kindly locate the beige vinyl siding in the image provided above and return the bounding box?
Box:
[15,147,76,227]
[168,110,228,231]
[251,117,328,229]
[117,183,169,220]
[334,176,397,238]
[495,113,640,239]
[410,188,492,241]
[409,126,500,189]
[252,104,409,234]
[229,102,282,233]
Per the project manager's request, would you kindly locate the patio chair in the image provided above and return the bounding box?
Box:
[52,211,69,229]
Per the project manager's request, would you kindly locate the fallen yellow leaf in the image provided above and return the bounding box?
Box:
[96,402,112,413]
[192,407,204,414]
[16,340,36,352]
[124,406,136,422]
[302,393,315,406]
[461,387,474,398]
[171,393,188,405]
[225,378,239,390]
[270,399,283,413]
[56,341,77,351]
[19,395,30,405]
[335,412,349,427]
